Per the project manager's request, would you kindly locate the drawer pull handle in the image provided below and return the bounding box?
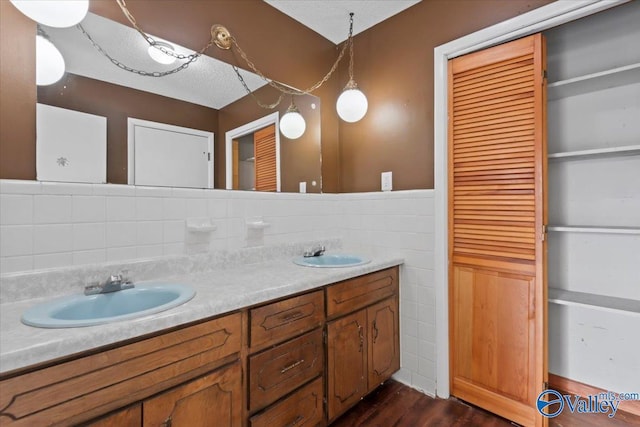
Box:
[357,322,364,353]
[287,415,304,427]
[281,359,305,373]
[281,310,304,322]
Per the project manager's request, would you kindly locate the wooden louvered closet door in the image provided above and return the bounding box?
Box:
[254,124,277,192]
[448,34,547,427]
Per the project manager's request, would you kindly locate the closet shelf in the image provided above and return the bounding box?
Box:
[547,225,640,235]
[547,62,640,100]
[548,287,640,315]
[548,144,640,161]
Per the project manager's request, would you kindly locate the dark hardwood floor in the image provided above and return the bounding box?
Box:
[331,380,640,426]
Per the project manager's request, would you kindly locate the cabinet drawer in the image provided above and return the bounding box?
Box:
[249,328,323,411]
[0,313,242,426]
[250,377,323,427]
[250,290,324,349]
[326,267,398,318]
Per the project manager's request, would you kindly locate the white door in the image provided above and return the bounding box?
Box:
[128,118,214,188]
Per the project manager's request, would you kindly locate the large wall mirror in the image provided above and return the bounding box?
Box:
[36,12,322,192]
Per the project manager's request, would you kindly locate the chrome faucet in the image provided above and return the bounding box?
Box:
[84,272,134,295]
[303,245,326,257]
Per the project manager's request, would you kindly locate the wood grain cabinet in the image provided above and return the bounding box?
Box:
[249,377,324,427]
[0,313,242,426]
[326,309,368,421]
[84,405,141,427]
[143,362,242,427]
[86,363,243,427]
[248,329,324,411]
[326,267,400,422]
[366,296,400,392]
[247,291,325,425]
[0,266,401,427]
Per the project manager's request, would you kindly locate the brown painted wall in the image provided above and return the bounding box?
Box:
[0,1,36,180]
[218,86,322,193]
[38,74,218,184]
[338,0,554,192]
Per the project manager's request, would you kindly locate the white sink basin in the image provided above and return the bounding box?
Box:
[293,253,371,268]
[21,284,196,328]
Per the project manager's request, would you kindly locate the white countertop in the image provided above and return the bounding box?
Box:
[0,254,403,375]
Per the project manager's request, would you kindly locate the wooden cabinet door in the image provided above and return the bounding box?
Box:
[448,34,547,427]
[85,404,141,427]
[143,362,242,427]
[326,310,367,422]
[367,296,400,392]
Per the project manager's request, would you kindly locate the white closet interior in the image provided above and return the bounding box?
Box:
[544,0,640,392]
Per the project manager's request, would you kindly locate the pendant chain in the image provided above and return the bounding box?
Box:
[82,0,359,107]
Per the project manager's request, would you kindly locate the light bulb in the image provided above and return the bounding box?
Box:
[336,86,368,123]
[36,35,65,86]
[148,41,176,65]
[10,0,89,28]
[280,108,306,139]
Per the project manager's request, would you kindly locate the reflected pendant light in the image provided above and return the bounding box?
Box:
[9,0,89,28]
[36,33,65,85]
[336,13,368,123]
[280,100,306,139]
[148,41,177,65]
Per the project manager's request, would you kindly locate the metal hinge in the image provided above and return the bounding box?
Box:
[207,152,211,161]
[542,224,548,241]
[543,69,548,81]
[323,328,328,345]
[544,380,549,390]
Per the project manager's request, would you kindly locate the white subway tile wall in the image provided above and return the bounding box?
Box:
[339,190,436,394]
[0,180,436,395]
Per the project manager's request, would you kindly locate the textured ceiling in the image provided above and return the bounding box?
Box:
[263,0,421,44]
[44,13,268,110]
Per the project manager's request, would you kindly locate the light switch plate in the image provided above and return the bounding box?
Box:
[299,182,307,193]
[381,171,392,192]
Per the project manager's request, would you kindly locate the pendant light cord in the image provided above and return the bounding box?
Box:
[348,12,355,83]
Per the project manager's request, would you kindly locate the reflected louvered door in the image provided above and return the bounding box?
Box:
[254,124,277,192]
[448,34,547,427]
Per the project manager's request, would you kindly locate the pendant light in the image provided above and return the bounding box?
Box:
[280,98,306,139]
[36,28,65,86]
[9,0,89,28]
[148,40,177,65]
[336,13,368,123]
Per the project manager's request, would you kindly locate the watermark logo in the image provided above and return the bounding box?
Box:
[536,389,640,419]
[537,389,564,417]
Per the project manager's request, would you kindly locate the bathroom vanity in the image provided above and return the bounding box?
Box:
[0,258,401,427]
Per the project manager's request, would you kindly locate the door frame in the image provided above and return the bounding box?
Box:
[433,0,629,398]
[225,112,281,191]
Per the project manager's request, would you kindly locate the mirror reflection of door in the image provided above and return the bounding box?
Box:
[232,124,277,192]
